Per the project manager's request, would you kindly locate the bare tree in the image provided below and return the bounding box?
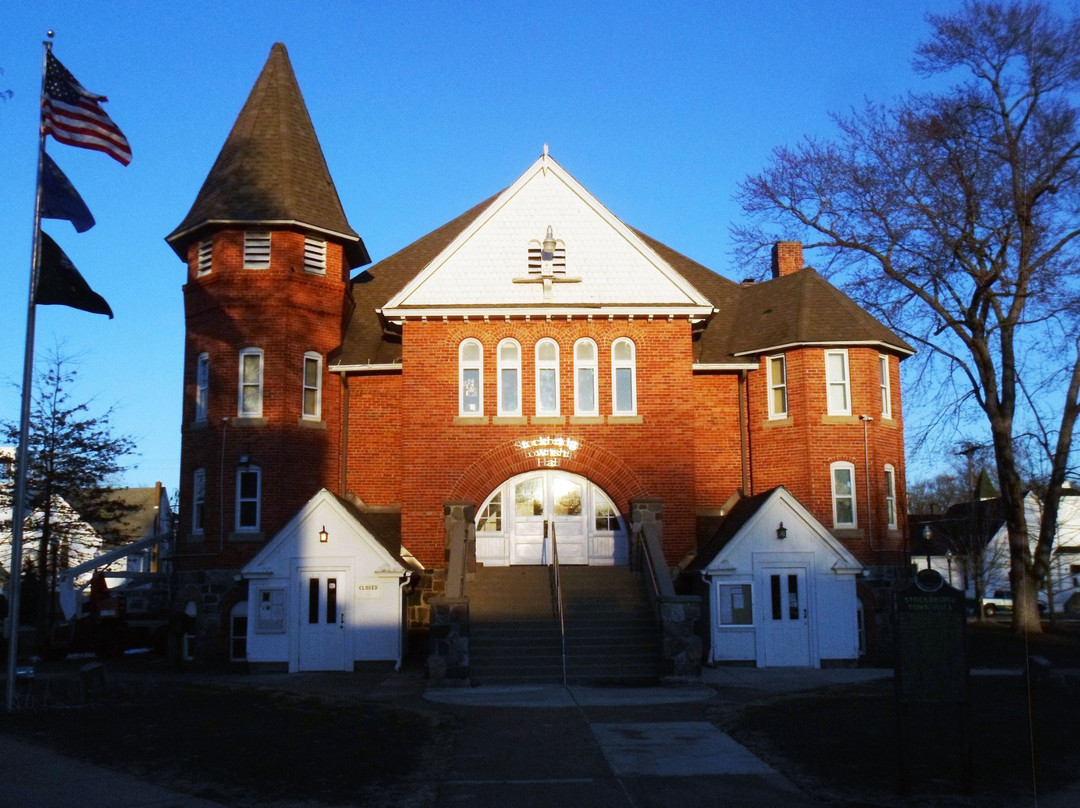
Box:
[2,351,135,631]
[735,2,1080,632]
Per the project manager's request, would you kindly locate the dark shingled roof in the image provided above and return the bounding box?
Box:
[688,487,779,571]
[336,193,912,366]
[166,43,368,268]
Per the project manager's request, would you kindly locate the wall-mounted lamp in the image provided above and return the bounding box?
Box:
[776,522,787,540]
[238,454,250,467]
[319,525,329,543]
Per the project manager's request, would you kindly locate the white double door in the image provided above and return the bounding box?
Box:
[510,471,589,565]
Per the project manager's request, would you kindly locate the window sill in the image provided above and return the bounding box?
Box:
[188,419,210,431]
[229,531,264,542]
[879,417,899,429]
[298,417,326,429]
[531,416,565,425]
[832,527,864,538]
[821,415,860,425]
[608,415,643,425]
[570,415,603,425]
[492,416,527,425]
[233,417,267,427]
[454,415,489,425]
[763,416,793,428]
[185,533,205,544]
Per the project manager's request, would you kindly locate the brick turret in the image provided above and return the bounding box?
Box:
[167,44,367,576]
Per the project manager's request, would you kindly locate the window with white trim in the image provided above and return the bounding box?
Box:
[831,461,857,528]
[243,231,271,269]
[879,354,892,418]
[236,465,261,531]
[825,350,851,415]
[302,352,322,420]
[195,352,209,423]
[238,348,264,417]
[197,239,213,276]
[477,492,502,532]
[884,464,898,530]
[192,468,206,535]
[459,339,483,416]
[497,339,521,416]
[574,339,598,416]
[767,354,787,418]
[612,338,637,415]
[535,339,559,415]
[303,237,327,274]
[718,583,753,626]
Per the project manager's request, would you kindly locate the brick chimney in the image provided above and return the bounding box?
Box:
[771,241,803,278]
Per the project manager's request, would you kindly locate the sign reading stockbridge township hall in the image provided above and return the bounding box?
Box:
[896,570,968,702]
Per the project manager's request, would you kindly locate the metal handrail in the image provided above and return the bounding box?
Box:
[632,523,662,620]
[549,521,568,686]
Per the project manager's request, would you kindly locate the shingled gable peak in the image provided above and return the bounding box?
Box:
[166,43,369,268]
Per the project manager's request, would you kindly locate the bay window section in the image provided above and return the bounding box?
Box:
[767,354,787,418]
[825,350,850,415]
[238,348,263,418]
[884,464,898,530]
[879,354,892,418]
[302,352,322,420]
[831,461,857,528]
[236,465,261,532]
[195,352,209,423]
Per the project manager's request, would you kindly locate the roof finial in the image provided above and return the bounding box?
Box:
[543,143,549,158]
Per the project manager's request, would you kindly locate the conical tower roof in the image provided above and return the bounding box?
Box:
[166,43,369,268]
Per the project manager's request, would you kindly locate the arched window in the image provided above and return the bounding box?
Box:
[535,339,559,416]
[195,352,209,423]
[830,461,857,528]
[302,352,322,420]
[459,339,483,416]
[236,464,261,532]
[611,338,637,415]
[238,348,263,417]
[497,339,521,416]
[574,339,598,416]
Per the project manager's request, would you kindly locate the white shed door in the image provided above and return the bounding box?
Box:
[297,568,350,671]
[761,568,811,667]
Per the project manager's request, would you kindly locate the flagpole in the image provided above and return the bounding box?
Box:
[7,33,53,713]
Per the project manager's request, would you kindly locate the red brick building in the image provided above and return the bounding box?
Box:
[167,44,911,669]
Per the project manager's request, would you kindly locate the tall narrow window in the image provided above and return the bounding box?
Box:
[230,601,248,661]
[192,468,206,535]
[195,352,209,423]
[831,461,857,528]
[236,465,261,531]
[535,339,559,415]
[303,237,327,274]
[238,348,264,417]
[884,464,898,530]
[767,354,787,418]
[879,354,892,419]
[612,338,637,415]
[302,352,322,420]
[497,339,521,416]
[825,350,850,415]
[243,231,271,269]
[574,339,598,416]
[197,239,213,276]
[459,339,483,416]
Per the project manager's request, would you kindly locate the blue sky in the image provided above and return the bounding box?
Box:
[0,0,1037,495]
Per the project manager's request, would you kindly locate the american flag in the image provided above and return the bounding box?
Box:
[42,51,131,166]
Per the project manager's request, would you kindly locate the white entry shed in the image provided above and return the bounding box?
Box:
[696,487,864,668]
[239,489,413,672]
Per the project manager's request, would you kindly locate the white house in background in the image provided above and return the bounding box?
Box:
[691,486,865,668]
[239,489,418,672]
[912,485,1080,613]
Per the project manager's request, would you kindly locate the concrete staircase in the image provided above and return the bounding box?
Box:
[467,565,661,686]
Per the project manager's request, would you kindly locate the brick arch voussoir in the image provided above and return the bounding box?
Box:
[448,439,649,515]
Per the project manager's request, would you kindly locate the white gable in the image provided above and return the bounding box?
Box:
[241,489,405,579]
[381,152,714,318]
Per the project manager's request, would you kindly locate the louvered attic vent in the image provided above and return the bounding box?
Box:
[243,231,271,269]
[527,239,566,273]
[197,239,213,275]
[304,237,327,274]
